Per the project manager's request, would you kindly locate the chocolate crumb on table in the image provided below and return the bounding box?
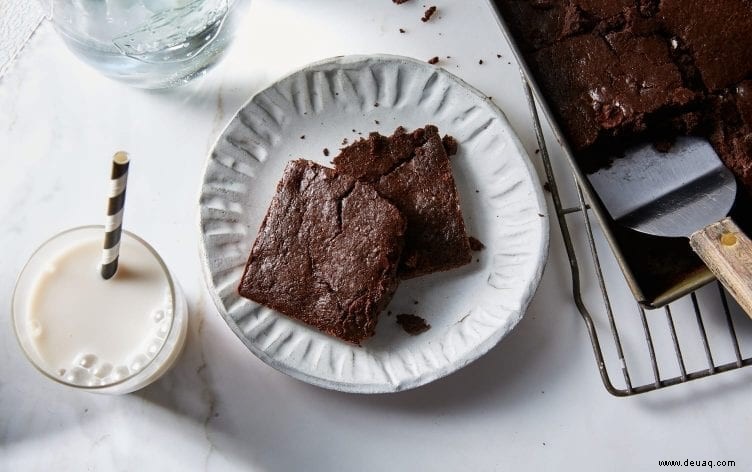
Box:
[399,28,406,33]
[393,0,411,4]
[323,148,329,157]
[421,6,437,22]
[428,56,439,64]
[468,237,485,251]
[543,181,551,193]
[396,314,431,335]
[479,59,484,65]
[300,135,305,139]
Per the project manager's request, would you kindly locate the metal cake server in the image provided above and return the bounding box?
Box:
[587,136,752,316]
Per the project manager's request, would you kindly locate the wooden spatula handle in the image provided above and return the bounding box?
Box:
[690,217,752,318]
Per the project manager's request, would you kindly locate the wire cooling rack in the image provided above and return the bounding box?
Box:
[521,79,752,396]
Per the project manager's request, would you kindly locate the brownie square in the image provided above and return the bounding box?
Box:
[658,0,752,92]
[709,81,752,193]
[238,160,405,345]
[333,125,472,278]
[494,0,634,51]
[495,0,567,51]
[531,32,693,151]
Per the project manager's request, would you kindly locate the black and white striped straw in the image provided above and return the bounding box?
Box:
[100,151,130,280]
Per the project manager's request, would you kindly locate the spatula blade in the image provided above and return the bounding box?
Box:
[587,137,737,238]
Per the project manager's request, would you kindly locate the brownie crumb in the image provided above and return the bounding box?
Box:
[468,237,485,251]
[535,149,540,154]
[387,310,392,316]
[393,0,410,3]
[413,300,419,305]
[653,138,675,153]
[479,59,484,65]
[300,135,305,139]
[543,181,551,193]
[428,56,439,65]
[374,102,380,107]
[323,148,330,157]
[421,6,437,22]
[496,54,502,58]
[342,138,349,146]
[396,314,431,335]
[399,28,406,33]
[442,134,458,156]
[375,120,380,125]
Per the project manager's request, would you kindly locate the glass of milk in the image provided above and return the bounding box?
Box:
[47,0,250,88]
[12,226,188,394]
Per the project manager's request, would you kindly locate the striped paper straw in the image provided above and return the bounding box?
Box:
[100,151,130,280]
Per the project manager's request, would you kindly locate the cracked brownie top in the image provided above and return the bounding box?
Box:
[238,159,405,345]
[333,125,472,278]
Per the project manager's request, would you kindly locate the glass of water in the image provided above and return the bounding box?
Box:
[49,0,249,88]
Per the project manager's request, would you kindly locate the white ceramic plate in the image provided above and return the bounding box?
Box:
[198,55,548,393]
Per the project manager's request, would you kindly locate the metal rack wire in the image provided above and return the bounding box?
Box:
[522,79,752,397]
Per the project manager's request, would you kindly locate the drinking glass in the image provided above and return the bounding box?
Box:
[48,0,249,88]
[12,226,189,394]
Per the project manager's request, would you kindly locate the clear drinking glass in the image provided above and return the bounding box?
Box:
[12,226,189,394]
[49,0,249,88]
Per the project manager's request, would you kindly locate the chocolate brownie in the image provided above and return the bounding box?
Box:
[709,81,752,193]
[333,125,472,278]
[530,32,693,151]
[238,160,406,345]
[495,0,634,51]
[658,0,752,92]
[499,0,752,300]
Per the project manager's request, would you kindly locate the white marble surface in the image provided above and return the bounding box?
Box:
[1,1,751,470]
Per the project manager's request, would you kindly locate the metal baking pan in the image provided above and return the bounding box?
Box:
[486,0,736,308]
